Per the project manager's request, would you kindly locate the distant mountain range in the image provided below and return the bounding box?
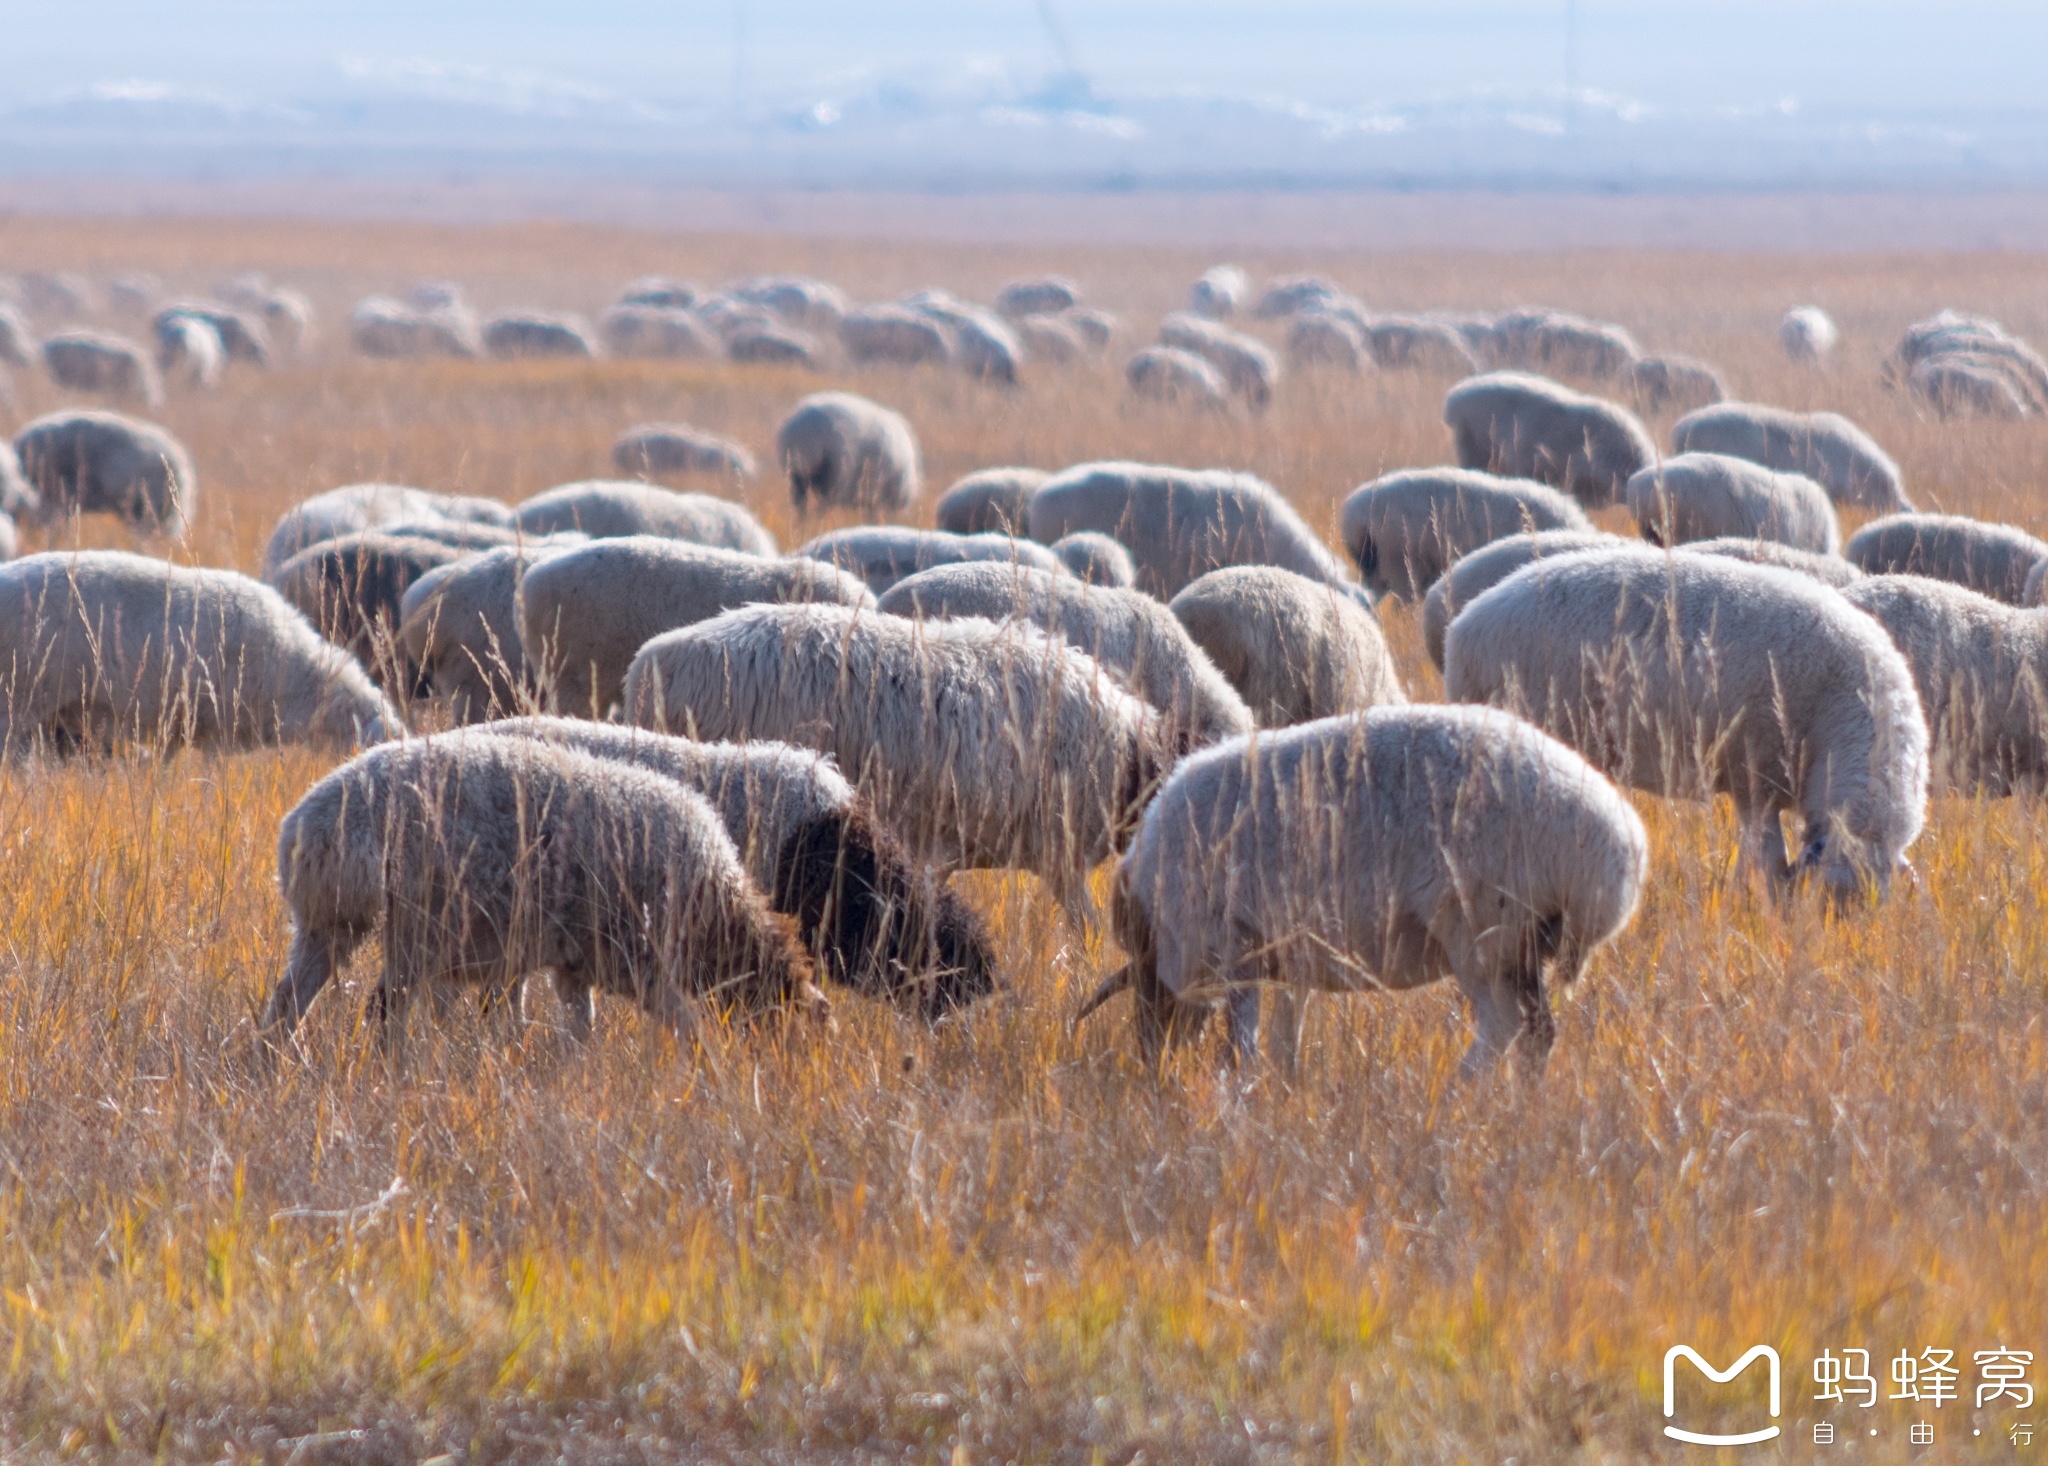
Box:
[6,64,2047,190]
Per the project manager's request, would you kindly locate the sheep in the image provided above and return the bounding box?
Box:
[776,393,922,515]
[1252,276,1344,320]
[1419,530,1621,670]
[408,281,466,311]
[1187,265,1248,320]
[841,306,952,367]
[1285,313,1369,373]
[154,303,268,366]
[519,537,875,719]
[1361,316,1482,376]
[908,297,1023,385]
[1157,313,1279,410]
[512,481,776,554]
[0,551,401,757]
[1679,537,1863,588]
[0,442,36,522]
[1844,513,2048,604]
[1125,347,1231,412]
[1338,467,1594,602]
[481,312,599,360]
[1028,461,1358,601]
[1062,308,1116,352]
[728,326,821,368]
[1014,315,1088,366]
[1890,310,2048,412]
[996,277,1081,320]
[876,561,1255,749]
[1051,531,1137,588]
[13,410,196,537]
[617,277,700,310]
[1623,453,1841,555]
[259,735,826,1042]
[599,305,721,361]
[692,295,777,343]
[107,274,159,316]
[730,275,849,334]
[1169,565,1405,726]
[796,526,1066,596]
[1523,313,1641,380]
[1623,353,1726,415]
[0,305,34,367]
[349,296,481,359]
[1910,357,2031,420]
[263,484,516,579]
[1073,705,1649,1074]
[272,532,470,690]
[1780,306,1839,363]
[41,331,162,408]
[1444,546,1929,900]
[222,283,312,356]
[1443,371,1656,510]
[611,424,757,482]
[1672,402,1908,512]
[623,603,1167,929]
[155,315,223,387]
[397,543,581,723]
[19,273,91,319]
[479,717,997,1015]
[934,467,1049,536]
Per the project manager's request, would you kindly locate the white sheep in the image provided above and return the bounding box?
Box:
[1361,316,1483,376]
[1780,306,1839,363]
[1050,532,1137,588]
[1443,371,1657,510]
[480,716,998,1014]
[1623,453,1841,555]
[273,531,469,688]
[0,441,35,522]
[776,392,922,514]
[0,305,34,368]
[41,331,162,409]
[599,305,721,361]
[1669,536,1862,588]
[1014,315,1089,366]
[13,410,196,537]
[154,303,268,367]
[349,296,481,359]
[840,306,952,367]
[518,536,874,718]
[154,314,223,388]
[397,542,582,723]
[1063,308,1116,352]
[1157,313,1279,410]
[481,312,600,360]
[262,484,516,579]
[1338,467,1594,601]
[260,734,826,1042]
[876,560,1255,750]
[728,326,821,368]
[623,603,1168,930]
[0,551,401,757]
[1890,311,2047,413]
[1169,565,1405,726]
[996,277,1081,320]
[1074,706,1649,1074]
[611,424,757,481]
[1672,402,1909,512]
[1285,314,1370,373]
[1187,265,1248,320]
[1125,347,1232,412]
[1252,276,1344,320]
[1910,357,2031,420]
[797,526,1067,596]
[913,298,1024,385]
[1840,575,2048,795]
[730,275,849,334]
[1444,546,1929,900]
[1622,353,1726,415]
[934,467,1050,535]
[1845,512,2048,604]
[1027,461,1358,601]
[1419,530,1622,670]
[512,480,776,554]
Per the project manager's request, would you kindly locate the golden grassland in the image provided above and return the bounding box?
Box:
[0,214,2046,1460]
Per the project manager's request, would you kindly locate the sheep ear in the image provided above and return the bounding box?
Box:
[1071,963,1131,1030]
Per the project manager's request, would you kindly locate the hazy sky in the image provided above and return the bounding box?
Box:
[13,2,2047,114]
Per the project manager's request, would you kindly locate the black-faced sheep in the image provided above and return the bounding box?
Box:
[776,392,922,515]
[1624,453,1841,555]
[1443,371,1656,510]
[1671,402,1908,512]
[13,410,196,537]
[1338,467,1594,602]
[1169,565,1405,726]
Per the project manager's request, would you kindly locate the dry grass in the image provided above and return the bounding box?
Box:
[0,214,2045,1461]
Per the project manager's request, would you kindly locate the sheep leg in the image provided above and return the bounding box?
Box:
[1223,985,1261,1067]
[1456,974,1526,1079]
[260,922,370,1036]
[1264,987,1309,1077]
[1736,805,1795,896]
[549,972,596,1042]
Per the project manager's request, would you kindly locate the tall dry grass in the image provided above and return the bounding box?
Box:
[0,215,2044,1459]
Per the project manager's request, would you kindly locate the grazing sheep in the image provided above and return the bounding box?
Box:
[1362,316,1483,376]
[482,313,599,360]
[1623,353,1726,415]
[996,277,1081,320]
[1338,467,1594,601]
[349,296,482,359]
[1014,315,1088,366]
[728,326,821,368]
[480,717,996,1015]
[272,532,469,688]
[1443,371,1657,510]
[1286,313,1370,373]
[263,484,515,579]
[40,331,162,408]
[246,286,313,356]
[1444,547,1929,900]
[260,735,826,1041]
[1780,306,1839,363]
[520,537,874,718]
[1158,313,1279,410]
[624,604,1167,928]
[1074,706,1648,1073]
[0,551,401,757]
[776,393,922,515]
[612,424,757,482]
[512,481,776,554]
[0,305,34,367]
[1840,575,2048,794]
[877,561,1255,749]
[1624,453,1841,555]
[731,275,849,334]
[1524,313,1641,380]
[397,544,580,723]
[1890,310,2048,412]
[797,526,1066,596]
[934,467,1049,535]
[1169,565,1405,726]
[19,273,91,319]
[1845,512,2048,604]
[1419,530,1621,670]
[0,442,35,521]
[155,314,223,387]
[1062,308,1116,352]
[1678,537,1863,588]
[599,305,721,361]
[841,306,952,367]
[1672,401,1908,512]
[1252,276,1345,320]
[154,303,268,366]
[408,281,466,311]
[692,295,777,343]
[1051,531,1137,589]
[13,410,196,537]
[1910,357,2031,420]
[907,296,1023,385]
[107,274,159,315]
[1028,461,1356,600]
[1125,347,1231,412]
[618,277,700,310]
[1188,265,1248,320]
